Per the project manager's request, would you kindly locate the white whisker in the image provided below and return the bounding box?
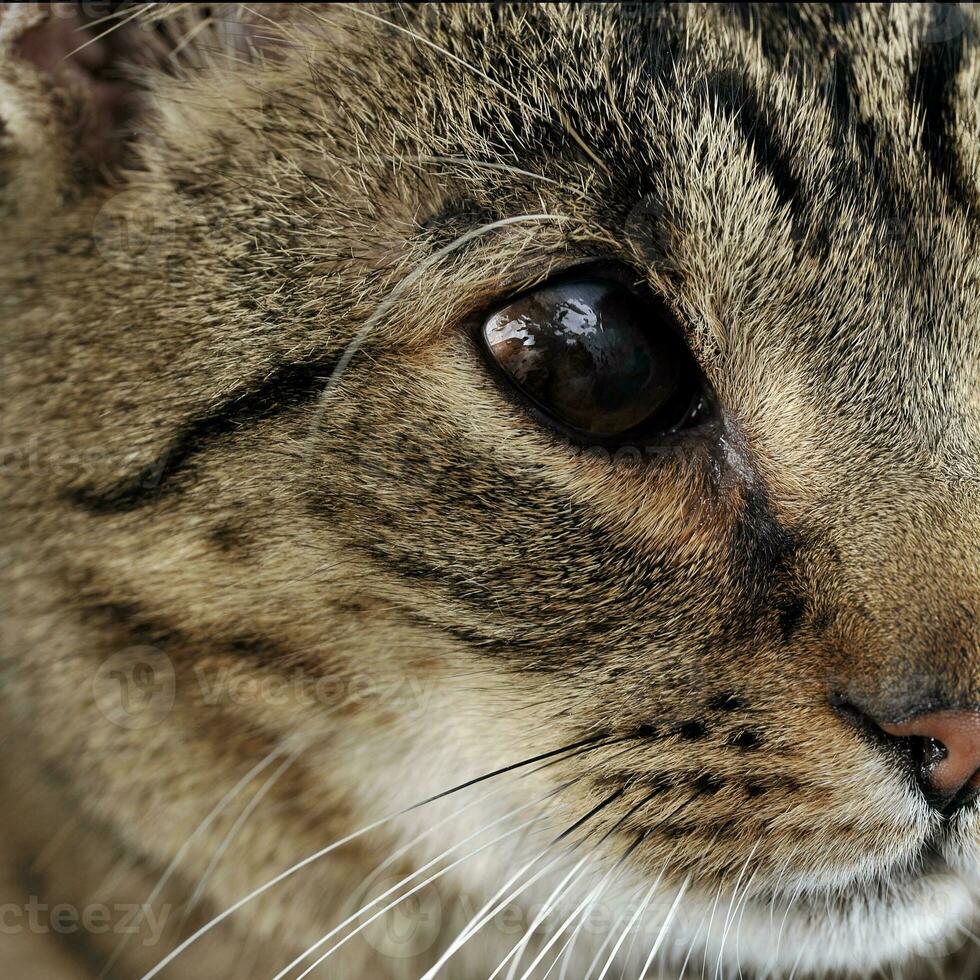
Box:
[785,934,808,980]
[357,775,539,911]
[595,874,663,980]
[637,877,691,980]
[492,852,596,980]
[271,781,574,980]
[402,759,631,977]
[421,833,572,979]
[528,837,645,980]
[556,870,628,980]
[303,213,574,457]
[101,742,289,979]
[583,906,632,980]
[698,879,726,979]
[713,841,761,980]
[138,738,600,980]
[289,804,561,980]
[181,746,303,921]
[731,865,761,980]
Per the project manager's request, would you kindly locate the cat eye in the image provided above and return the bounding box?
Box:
[481,276,708,444]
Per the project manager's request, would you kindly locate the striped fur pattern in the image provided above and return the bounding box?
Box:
[2,3,980,977]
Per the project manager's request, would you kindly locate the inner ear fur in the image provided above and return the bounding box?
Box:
[0,3,163,201]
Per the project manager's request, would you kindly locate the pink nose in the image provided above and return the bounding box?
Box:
[880,710,980,797]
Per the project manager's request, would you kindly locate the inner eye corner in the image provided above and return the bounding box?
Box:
[477,264,714,450]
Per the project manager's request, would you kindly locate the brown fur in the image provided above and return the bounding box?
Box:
[2,3,980,977]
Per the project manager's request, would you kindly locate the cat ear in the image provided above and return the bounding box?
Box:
[0,4,136,189]
[0,3,159,201]
[0,4,295,210]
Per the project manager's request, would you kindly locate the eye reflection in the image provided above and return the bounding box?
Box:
[482,278,698,440]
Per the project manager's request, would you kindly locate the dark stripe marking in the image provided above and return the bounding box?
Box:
[910,4,972,211]
[822,51,923,264]
[706,71,817,252]
[67,358,339,514]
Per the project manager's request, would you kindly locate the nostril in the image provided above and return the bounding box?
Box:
[915,736,949,779]
[904,735,951,807]
[830,697,980,815]
[878,710,980,803]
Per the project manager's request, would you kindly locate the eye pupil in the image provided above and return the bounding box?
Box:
[482,278,704,442]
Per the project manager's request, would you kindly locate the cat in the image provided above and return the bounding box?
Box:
[2,3,980,978]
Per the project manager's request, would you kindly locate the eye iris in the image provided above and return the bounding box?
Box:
[483,279,686,438]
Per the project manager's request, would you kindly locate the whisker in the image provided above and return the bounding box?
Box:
[408,787,623,979]
[100,742,290,979]
[303,212,576,457]
[137,736,606,980]
[271,780,576,980]
[540,932,579,980]
[767,840,801,929]
[731,865,762,980]
[713,841,762,980]
[524,831,650,980]
[427,831,571,979]
[354,773,544,914]
[616,860,676,980]
[556,871,628,980]
[772,879,801,965]
[64,2,156,60]
[671,894,703,980]
[539,856,676,980]
[180,746,304,922]
[616,891,648,980]
[555,797,694,980]
[492,856,598,980]
[785,934,808,980]
[428,752,646,977]
[288,796,568,980]
[699,880,727,979]
[502,789,659,980]
[279,727,600,937]
[594,872,663,980]
[422,156,563,187]
[637,877,691,980]
[588,903,637,980]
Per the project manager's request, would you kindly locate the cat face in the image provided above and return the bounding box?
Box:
[3,3,980,977]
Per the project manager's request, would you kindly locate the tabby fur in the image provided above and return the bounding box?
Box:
[2,3,980,978]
